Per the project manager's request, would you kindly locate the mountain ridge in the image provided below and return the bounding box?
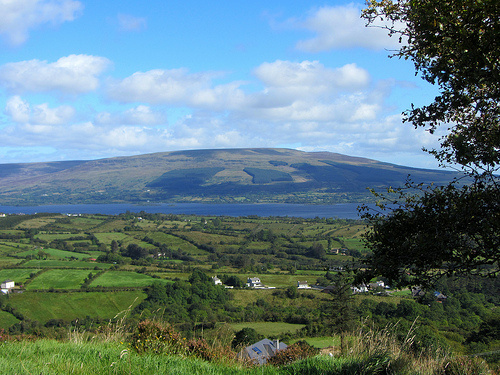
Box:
[0,148,460,205]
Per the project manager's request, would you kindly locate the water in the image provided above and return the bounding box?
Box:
[0,203,370,219]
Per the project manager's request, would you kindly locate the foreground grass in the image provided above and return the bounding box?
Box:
[0,338,492,375]
[0,339,397,375]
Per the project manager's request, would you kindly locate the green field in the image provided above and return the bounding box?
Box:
[4,291,145,324]
[17,247,91,260]
[25,269,91,290]
[229,322,306,336]
[23,259,112,269]
[0,310,19,328]
[91,271,171,288]
[290,336,340,349]
[0,269,37,284]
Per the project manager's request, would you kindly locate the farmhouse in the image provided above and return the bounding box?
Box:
[246,277,275,289]
[297,281,310,289]
[239,338,287,365]
[1,279,15,294]
[246,277,263,288]
[212,276,222,285]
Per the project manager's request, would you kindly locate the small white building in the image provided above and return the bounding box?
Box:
[1,279,14,294]
[212,276,222,286]
[369,280,385,289]
[297,281,310,289]
[247,277,262,288]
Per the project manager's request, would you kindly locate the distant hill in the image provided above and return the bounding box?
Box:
[0,148,462,205]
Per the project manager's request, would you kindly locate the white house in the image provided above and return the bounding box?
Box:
[212,276,222,286]
[297,281,310,289]
[247,277,261,287]
[369,280,385,289]
[1,279,14,294]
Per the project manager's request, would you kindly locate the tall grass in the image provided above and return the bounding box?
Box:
[0,317,494,374]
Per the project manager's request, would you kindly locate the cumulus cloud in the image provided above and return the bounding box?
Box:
[1,58,438,168]
[289,4,402,52]
[107,60,372,122]
[107,68,247,110]
[0,54,111,94]
[96,105,166,126]
[5,95,75,125]
[0,0,83,46]
[117,13,146,31]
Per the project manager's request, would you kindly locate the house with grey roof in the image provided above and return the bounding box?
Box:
[239,338,287,365]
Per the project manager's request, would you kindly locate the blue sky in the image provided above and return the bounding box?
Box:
[0,0,443,168]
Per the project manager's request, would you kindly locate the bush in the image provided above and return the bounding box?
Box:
[442,356,491,375]
[267,340,319,366]
[186,338,235,363]
[129,320,186,355]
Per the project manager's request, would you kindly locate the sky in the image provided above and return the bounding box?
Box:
[0,0,444,169]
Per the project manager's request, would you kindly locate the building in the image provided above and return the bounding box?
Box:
[1,279,15,294]
[212,276,222,286]
[239,339,287,365]
[246,277,263,288]
[297,281,310,289]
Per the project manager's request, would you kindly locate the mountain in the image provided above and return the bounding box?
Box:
[0,148,462,205]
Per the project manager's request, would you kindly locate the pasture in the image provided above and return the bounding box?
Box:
[4,291,145,324]
[90,271,171,288]
[0,269,37,284]
[23,260,112,269]
[25,269,91,290]
[229,322,306,336]
[16,247,91,260]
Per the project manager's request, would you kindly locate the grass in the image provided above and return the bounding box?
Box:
[4,291,145,324]
[0,310,19,328]
[25,269,91,290]
[35,233,82,241]
[229,322,306,337]
[23,259,113,268]
[17,247,91,260]
[289,336,340,349]
[0,268,37,284]
[0,332,491,375]
[148,231,209,255]
[90,271,171,288]
[0,340,356,375]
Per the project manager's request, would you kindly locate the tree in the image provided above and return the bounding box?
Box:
[231,327,262,348]
[359,0,500,286]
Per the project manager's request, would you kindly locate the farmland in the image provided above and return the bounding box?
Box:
[0,211,496,368]
[0,212,367,328]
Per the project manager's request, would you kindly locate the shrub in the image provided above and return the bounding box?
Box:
[186,337,235,363]
[267,340,319,366]
[442,356,491,375]
[129,320,186,355]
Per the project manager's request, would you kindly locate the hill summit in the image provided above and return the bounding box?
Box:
[0,148,459,205]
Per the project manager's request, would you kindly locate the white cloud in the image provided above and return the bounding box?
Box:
[0,54,111,94]
[117,13,146,32]
[0,59,438,168]
[107,68,247,110]
[0,0,82,46]
[96,105,166,126]
[290,4,402,52]
[5,95,75,125]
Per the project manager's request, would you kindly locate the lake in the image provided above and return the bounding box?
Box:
[0,203,372,219]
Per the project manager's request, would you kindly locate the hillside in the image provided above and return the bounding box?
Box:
[0,148,461,205]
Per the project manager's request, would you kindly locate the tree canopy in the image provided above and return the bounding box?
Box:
[360,0,499,286]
